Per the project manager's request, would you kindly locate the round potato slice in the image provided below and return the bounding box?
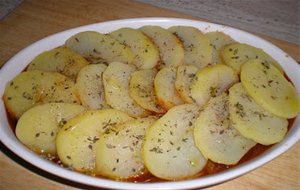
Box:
[154,67,183,110]
[175,65,198,103]
[205,31,235,64]
[65,31,134,64]
[194,93,256,165]
[103,62,148,117]
[15,103,86,155]
[95,116,157,179]
[140,25,184,68]
[56,109,132,172]
[110,28,160,69]
[168,26,212,69]
[27,46,89,80]
[229,83,288,145]
[220,43,283,73]
[76,64,108,109]
[240,59,300,118]
[142,104,207,180]
[3,70,80,119]
[190,64,238,108]
[129,69,165,114]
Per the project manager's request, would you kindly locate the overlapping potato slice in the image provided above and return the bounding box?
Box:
[110,28,160,69]
[76,64,108,109]
[65,31,134,64]
[175,65,198,103]
[56,109,132,172]
[240,59,300,118]
[129,69,165,114]
[103,62,148,117]
[229,83,288,145]
[205,31,235,64]
[95,116,157,179]
[168,26,212,69]
[27,47,89,80]
[154,67,183,110]
[142,104,207,180]
[3,70,79,119]
[139,25,184,68]
[190,64,238,108]
[194,93,256,165]
[15,103,86,155]
[220,43,283,73]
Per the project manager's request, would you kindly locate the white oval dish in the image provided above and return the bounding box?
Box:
[0,17,299,190]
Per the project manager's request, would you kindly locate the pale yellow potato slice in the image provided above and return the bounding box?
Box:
[168,26,213,69]
[103,62,148,117]
[95,116,157,179]
[3,70,80,119]
[194,93,256,165]
[142,104,207,180]
[65,31,134,64]
[229,83,288,145]
[240,59,300,118]
[139,25,184,68]
[154,67,183,110]
[220,43,283,73]
[76,64,108,109]
[110,28,160,69]
[129,69,165,114]
[205,31,235,64]
[56,109,132,172]
[27,47,89,80]
[15,103,86,155]
[175,65,198,103]
[190,64,238,108]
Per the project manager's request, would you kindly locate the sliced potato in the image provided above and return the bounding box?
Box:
[240,59,300,118]
[129,69,165,114]
[190,64,238,108]
[95,116,157,179]
[103,62,148,117]
[229,83,288,145]
[27,47,89,80]
[194,93,256,165]
[142,104,207,180]
[56,109,132,172]
[205,31,235,64]
[154,67,183,110]
[3,70,80,119]
[110,28,160,69]
[65,31,134,64]
[76,64,108,109]
[168,26,213,69]
[139,25,184,68]
[220,43,283,73]
[15,103,86,155]
[175,65,198,103]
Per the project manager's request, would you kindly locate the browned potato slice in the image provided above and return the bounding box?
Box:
[3,70,79,119]
[139,26,184,68]
[103,62,148,117]
[65,31,134,64]
[168,26,213,69]
[76,64,108,109]
[129,69,165,114]
[205,32,235,64]
[194,93,256,165]
[175,65,198,103]
[27,47,89,80]
[220,43,283,73]
[110,28,160,69]
[154,67,184,110]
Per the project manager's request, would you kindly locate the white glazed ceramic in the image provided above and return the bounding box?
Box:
[0,18,299,190]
